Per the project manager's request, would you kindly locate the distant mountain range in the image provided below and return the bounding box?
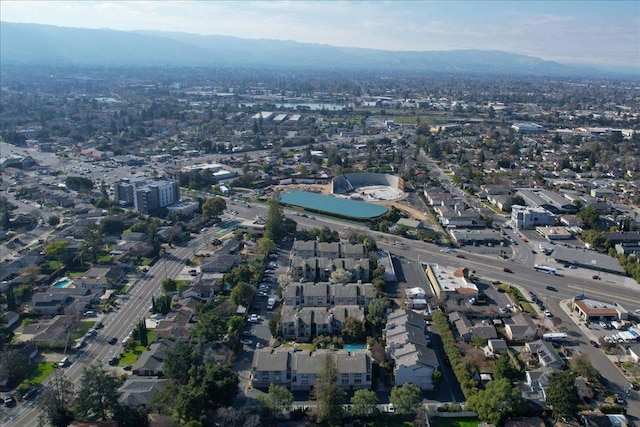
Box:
[0,21,633,77]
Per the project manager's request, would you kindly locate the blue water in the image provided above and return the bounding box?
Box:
[52,278,72,288]
[281,191,387,219]
[344,344,367,352]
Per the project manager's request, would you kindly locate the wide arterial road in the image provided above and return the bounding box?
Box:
[5,236,207,427]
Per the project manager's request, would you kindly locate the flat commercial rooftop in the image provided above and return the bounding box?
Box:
[281,191,387,219]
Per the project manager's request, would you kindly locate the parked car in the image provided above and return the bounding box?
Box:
[23,387,39,401]
[590,340,600,348]
[4,394,15,406]
[123,365,132,371]
[108,357,119,366]
[240,339,254,345]
[614,393,625,405]
[387,403,395,413]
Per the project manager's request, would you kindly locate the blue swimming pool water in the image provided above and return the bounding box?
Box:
[281,191,387,219]
[343,344,367,352]
[52,278,73,288]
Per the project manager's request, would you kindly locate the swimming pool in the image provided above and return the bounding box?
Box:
[344,344,367,352]
[52,277,73,288]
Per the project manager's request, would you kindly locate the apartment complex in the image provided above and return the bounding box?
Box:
[251,349,372,392]
[115,177,180,214]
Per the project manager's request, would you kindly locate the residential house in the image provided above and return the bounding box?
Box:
[132,340,175,376]
[77,266,124,289]
[17,315,75,346]
[523,369,555,403]
[525,340,564,369]
[118,377,170,408]
[201,254,242,273]
[180,282,216,303]
[504,313,539,341]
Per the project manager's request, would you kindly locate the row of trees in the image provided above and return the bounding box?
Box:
[40,365,148,427]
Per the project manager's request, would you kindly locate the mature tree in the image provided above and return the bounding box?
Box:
[578,205,601,230]
[350,389,379,417]
[255,237,276,255]
[100,216,124,235]
[6,286,17,311]
[367,298,390,329]
[48,215,61,227]
[230,281,254,307]
[330,268,352,285]
[493,354,520,381]
[44,241,69,268]
[390,383,422,415]
[227,315,245,336]
[466,378,522,425]
[257,383,294,417]
[569,353,599,384]
[315,354,346,425]
[65,176,94,192]
[162,278,177,293]
[342,317,366,343]
[202,197,226,222]
[0,348,34,387]
[502,195,526,213]
[82,223,103,264]
[164,341,194,384]
[545,371,579,421]
[135,319,149,347]
[38,369,75,427]
[74,364,122,422]
[264,195,296,243]
[175,364,239,423]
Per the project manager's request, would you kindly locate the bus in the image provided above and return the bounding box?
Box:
[542,333,567,341]
[533,264,557,275]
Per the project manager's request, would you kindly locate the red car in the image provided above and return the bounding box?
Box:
[456,254,465,259]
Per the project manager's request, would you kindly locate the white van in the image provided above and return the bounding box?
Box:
[59,357,70,368]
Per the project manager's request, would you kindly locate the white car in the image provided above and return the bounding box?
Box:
[387,403,395,413]
[240,339,253,345]
[544,310,553,318]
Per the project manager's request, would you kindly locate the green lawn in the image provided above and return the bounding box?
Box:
[119,332,154,366]
[431,418,479,427]
[282,342,315,351]
[23,361,55,387]
[97,255,113,263]
[76,321,95,336]
[141,257,154,266]
[520,301,536,314]
[119,345,146,365]
[67,271,84,279]
[176,280,191,291]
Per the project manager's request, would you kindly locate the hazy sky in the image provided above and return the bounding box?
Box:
[2,1,639,68]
